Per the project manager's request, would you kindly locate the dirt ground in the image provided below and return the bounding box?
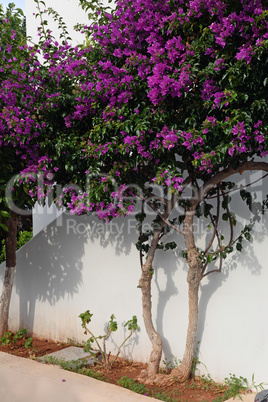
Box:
[0,334,238,401]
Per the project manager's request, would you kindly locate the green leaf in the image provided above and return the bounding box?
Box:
[222,213,229,221]
[79,310,93,326]
[164,242,177,250]
[222,195,231,209]
[244,232,251,241]
[207,254,213,263]
[125,316,138,331]
[109,321,118,332]
[0,211,10,218]
[24,337,32,349]
[0,223,8,232]
[236,243,242,252]
[181,250,187,259]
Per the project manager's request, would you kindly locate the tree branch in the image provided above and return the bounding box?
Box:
[206,173,268,200]
[220,189,234,247]
[137,193,184,235]
[139,199,145,270]
[204,186,220,256]
[193,161,268,209]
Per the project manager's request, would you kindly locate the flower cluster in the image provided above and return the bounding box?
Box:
[0,0,267,217]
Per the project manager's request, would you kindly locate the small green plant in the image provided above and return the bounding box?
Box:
[40,355,110,382]
[249,374,266,392]
[13,328,28,342]
[118,376,179,401]
[0,331,12,345]
[66,338,86,348]
[24,337,33,349]
[161,343,206,377]
[161,354,181,373]
[152,391,179,402]
[41,356,84,371]
[200,373,215,390]
[77,367,110,382]
[40,355,64,365]
[0,328,32,348]
[117,376,150,395]
[219,373,266,400]
[185,380,198,389]
[79,310,138,367]
[191,342,208,378]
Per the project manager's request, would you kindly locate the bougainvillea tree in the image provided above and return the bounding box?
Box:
[0,3,36,336]
[1,0,268,382]
[0,0,94,336]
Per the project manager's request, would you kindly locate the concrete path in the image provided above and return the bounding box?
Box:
[0,352,156,402]
[0,351,260,402]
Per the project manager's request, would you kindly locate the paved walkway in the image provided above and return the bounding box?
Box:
[0,352,156,402]
[0,352,258,402]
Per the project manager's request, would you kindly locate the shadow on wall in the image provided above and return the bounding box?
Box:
[13,213,86,332]
[78,213,135,256]
[1,178,267,365]
[196,209,268,361]
[154,250,180,361]
[7,211,136,334]
[149,169,268,365]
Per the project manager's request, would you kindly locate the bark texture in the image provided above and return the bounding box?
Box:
[139,259,162,378]
[138,214,169,379]
[172,209,202,382]
[0,216,18,337]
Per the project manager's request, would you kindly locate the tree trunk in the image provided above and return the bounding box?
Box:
[0,216,18,337]
[139,259,162,378]
[138,197,176,379]
[172,208,202,382]
[172,250,202,381]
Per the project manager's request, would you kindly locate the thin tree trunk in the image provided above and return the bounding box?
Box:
[139,259,162,378]
[172,252,202,381]
[0,216,18,337]
[172,208,202,382]
[137,196,176,379]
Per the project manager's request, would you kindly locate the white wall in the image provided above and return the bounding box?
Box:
[33,201,64,236]
[1,195,268,384]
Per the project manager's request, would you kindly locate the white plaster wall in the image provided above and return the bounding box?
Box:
[1,196,268,384]
[33,201,64,236]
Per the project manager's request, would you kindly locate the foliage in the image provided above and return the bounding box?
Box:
[219,373,265,401]
[79,310,138,367]
[0,330,12,345]
[117,376,185,401]
[76,366,109,382]
[161,354,181,373]
[0,230,32,264]
[0,2,26,48]
[117,376,150,395]
[24,336,33,348]
[0,3,33,241]
[0,328,32,348]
